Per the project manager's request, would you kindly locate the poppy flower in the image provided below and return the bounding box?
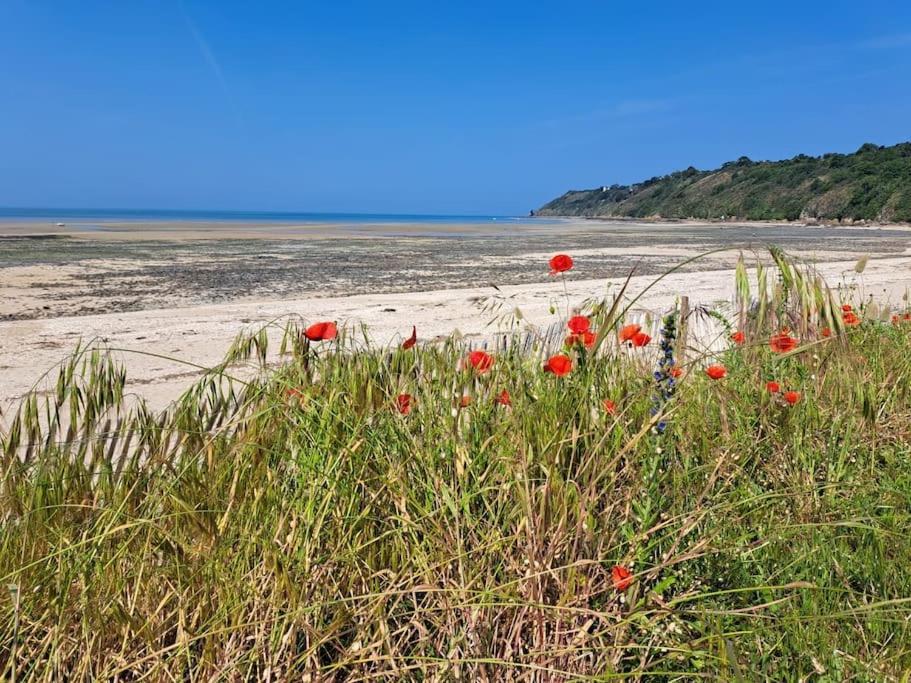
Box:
[611,565,633,591]
[783,390,801,406]
[304,321,338,342]
[603,399,617,415]
[892,314,900,326]
[706,364,727,380]
[669,366,683,378]
[458,395,471,408]
[495,390,511,406]
[904,313,911,321]
[565,331,596,349]
[544,354,573,376]
[821,327,832,338]
[402,326,417,350]
[396,393,413,415]
[467,350,494,374]
[549,253,574,275]
[769,332,798,353]
[631,331,651,347]
[567,315,591,334]
[843,311,860,326]
[618,323,642,343]
[285,387,305,401]
[731,330,745,345]
[765,381,781,393]
[841,304,853,312]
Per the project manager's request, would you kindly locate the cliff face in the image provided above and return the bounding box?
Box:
[536,142,911,222]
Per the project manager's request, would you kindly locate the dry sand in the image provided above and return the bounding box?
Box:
[3,253,910,412]
[4,217,911,412]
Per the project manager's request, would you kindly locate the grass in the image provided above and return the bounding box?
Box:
[2,249,911,680]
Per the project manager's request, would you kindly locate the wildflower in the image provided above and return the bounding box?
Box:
[549,254,574,275]
[769,332,798,353]
[495,390,511,406]
[285,388,305,401]
[467,350,494,373]
[783,390,801,405]
[904,313,911,321]
[731,330,745,345]
[565,331,596,348]
[603,399,617,414]
[304,321,338,341]
[544,354,573,376]
[821,327,832,338]
[843,311,860,326]
[567,315,591,334]
[842,304,853,312]
[631,331,651,347]
[611,565,633,591]
[650,311,679,434]
[766,381,781,393]
[396,393,413,415]
[669,367,683,378]
[892,314,900,325]
[458,395,471,408]
[402,325,417,350]
[618,323,641,343]
[706,364,727,380]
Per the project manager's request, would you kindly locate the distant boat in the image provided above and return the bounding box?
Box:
[55,222,65,227]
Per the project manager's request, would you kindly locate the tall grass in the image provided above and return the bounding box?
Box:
[2,249,911,680]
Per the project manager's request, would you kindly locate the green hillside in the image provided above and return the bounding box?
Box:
[536,142,911,222]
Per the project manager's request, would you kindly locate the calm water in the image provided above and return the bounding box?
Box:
[0,207,553,225]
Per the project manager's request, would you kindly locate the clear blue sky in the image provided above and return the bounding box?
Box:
[1,1,910,215]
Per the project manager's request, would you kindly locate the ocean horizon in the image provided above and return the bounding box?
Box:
[0,206,560,225]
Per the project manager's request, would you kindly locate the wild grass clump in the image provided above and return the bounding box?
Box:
[2,249,911,680]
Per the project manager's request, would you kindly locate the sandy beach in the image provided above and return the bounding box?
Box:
[3,218,911,411]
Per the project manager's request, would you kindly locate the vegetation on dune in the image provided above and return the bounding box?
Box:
[3,249,911,680]
[536,141,911,223]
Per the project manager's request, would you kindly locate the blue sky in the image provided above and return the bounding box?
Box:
[1,1,910,215]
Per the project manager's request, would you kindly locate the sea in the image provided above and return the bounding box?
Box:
[0,207,561,226]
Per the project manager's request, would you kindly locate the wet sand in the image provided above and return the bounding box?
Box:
[3,218,911,321]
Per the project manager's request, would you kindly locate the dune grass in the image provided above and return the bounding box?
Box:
[2,249,911,680]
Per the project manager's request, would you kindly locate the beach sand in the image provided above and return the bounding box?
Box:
[3,219,911,411]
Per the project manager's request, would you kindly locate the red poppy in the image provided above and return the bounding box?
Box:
[304,321,338,342]
[544,354,573,376]
[549,253,574,275]
[285,387,305,401]
[841,304,853,312]
[669,366,683,378]
[603,399,617,415]
[495,390,511,406]
[769,332,798,353]
[821,327,832,338]
[765,381,781,393]
[611,565,633,591]
[731,330,745,345]
[467,350,494,373]
[565,331,596,349]
[567,315,591,334]
[904,313,911,321]
[892,314,900,326]
[783,390,801,406]
[631,331,651,347]
[458,395,471,408]
[618,323,641,343]
[706,364,727,380]
[396,393,413,415]
[843,311,860,326]
[402,325,417,350]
